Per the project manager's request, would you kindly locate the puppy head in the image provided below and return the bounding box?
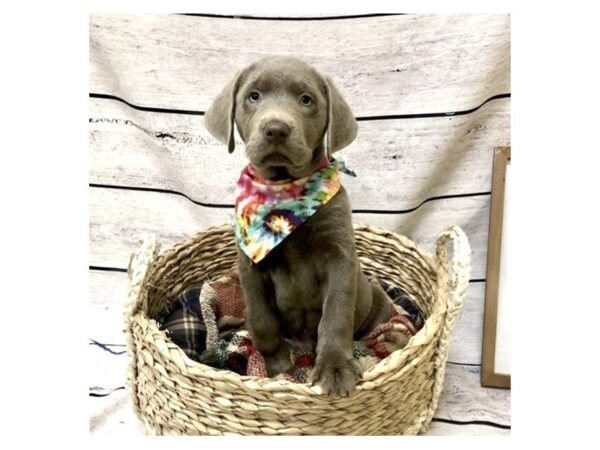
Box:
[204,56,358,180]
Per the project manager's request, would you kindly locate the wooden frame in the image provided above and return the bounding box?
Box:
[481,146,511,388]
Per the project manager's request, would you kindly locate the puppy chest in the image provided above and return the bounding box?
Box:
[269,263,324,337]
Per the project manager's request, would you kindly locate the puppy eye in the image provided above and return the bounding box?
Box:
[248,91,261,103]
[300,94,313,106]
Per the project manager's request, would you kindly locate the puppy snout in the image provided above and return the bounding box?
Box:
[263,120,290,145]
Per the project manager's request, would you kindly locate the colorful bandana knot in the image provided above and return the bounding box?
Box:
[234,158,356,263]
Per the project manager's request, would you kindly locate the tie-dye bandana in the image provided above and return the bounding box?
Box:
[234,158,356,263]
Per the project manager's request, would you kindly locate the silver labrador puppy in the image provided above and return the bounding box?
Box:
[204,56,392,396]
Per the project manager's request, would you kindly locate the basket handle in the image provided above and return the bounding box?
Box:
[125,233,160,324]
[435,225,471,323]
[421,226,471,432]
[124,233,160,419]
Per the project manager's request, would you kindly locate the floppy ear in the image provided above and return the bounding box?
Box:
[204,71,243,153]
[324,76,358,159]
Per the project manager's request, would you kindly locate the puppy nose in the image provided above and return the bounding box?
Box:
[263,121,290,144]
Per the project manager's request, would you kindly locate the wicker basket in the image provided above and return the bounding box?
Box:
[124,223,470,435]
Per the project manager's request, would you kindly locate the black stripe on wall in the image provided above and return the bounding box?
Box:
[89,183,232,208]
[352,191,491,215]
[89,386,125,398]
[90,340,126,348]
[431,418,511,430]
[89,92,511,120]
[177,13,408,21]
[89,182,490,215]
[355,93,511,121]
[90,265,127,273]
[89,93,204,116]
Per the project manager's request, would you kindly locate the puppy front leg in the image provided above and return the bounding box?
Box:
[311,262,362,396]
[239,262,291,376]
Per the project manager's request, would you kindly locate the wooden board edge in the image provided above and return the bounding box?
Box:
[481,145,511,389]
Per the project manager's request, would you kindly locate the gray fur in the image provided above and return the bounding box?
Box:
[204,56,391,396]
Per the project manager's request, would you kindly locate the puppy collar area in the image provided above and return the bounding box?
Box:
[234,158,356,263]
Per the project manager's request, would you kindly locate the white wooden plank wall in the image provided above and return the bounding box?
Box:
[89,13,511,436]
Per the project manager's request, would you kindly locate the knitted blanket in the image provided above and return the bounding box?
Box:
[160,271,424,383]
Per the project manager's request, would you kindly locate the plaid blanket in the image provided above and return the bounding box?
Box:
[160,271,424,383]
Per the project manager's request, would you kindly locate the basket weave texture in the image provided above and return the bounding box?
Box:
[125,223,470,435]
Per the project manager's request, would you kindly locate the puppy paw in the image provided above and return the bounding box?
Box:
[264,344,292,377]
[310,357,362,396]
